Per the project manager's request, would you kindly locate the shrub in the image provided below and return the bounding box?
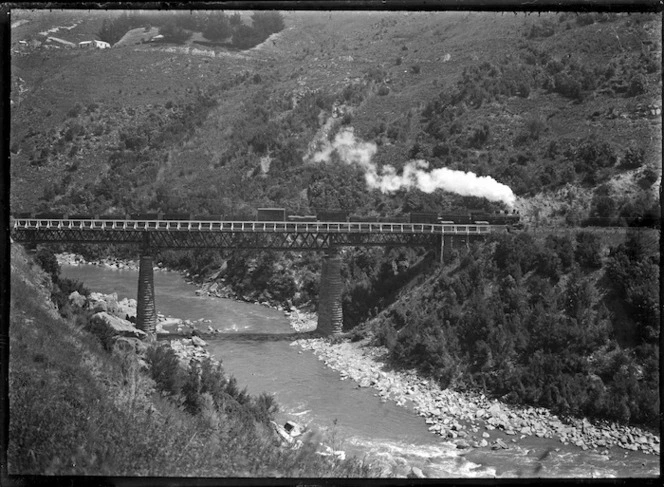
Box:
[233,24,263,49]
[251,11,285,36]
[67,103,84,118]
[545,234,575,271]
[575,231,602,269]
[638,167,658,189]
[203,13,231,41]
[627,73,647,97]
[365,67,386,84]
[34,247,60,283]
[524,115,547,140]
[575,13,595,26]
[145,344,185,396]
[159,21,192,44]
[526,20,556,38]
[620,145,645,169]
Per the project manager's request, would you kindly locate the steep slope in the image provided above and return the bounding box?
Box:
[10,11,661,222]
[8,243,376,476]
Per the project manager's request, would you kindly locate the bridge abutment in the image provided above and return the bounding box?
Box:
[136,252,157,339]
[317,248,343,335]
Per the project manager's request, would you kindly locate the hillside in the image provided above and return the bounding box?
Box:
[8,7,662,440]
[10,10,661,225]
[352,227,660,429]
[8,243,376,476]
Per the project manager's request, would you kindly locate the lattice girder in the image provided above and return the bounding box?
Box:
[11,219,495,251]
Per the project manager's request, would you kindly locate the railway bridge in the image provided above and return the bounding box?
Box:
[11,217,496,337]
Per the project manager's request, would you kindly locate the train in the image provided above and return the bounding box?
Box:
[12,208,522,226]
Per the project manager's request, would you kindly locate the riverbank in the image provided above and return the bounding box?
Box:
[56,253,660,467]
[67,287,379,470]
[58,252,159,272]
[292,335,660,462]
[58,252,319,336]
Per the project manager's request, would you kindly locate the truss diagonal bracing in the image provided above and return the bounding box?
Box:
[11,219,495,251]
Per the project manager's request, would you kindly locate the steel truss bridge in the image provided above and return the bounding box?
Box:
[10,217,497,337]
[10,218,494,250]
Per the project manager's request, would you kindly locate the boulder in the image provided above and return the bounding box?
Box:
[191,336,207,347]
[69,291,86,307]
[284,421,303,437]
[488,403,502,416]
[89,298,108,313]
[113,336,148,355]
[271,421,294,445]
[491,439,509,450]
[90,312,147,339]
[409,467,426,478]
[456,440,470,449]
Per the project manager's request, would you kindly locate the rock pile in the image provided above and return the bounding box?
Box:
[286,309,318,333]
[169,337,217,368]
[295,338,660,456]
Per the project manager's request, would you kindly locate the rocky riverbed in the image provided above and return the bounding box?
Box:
[57,253,660,467]
[293,337,660,459]
[57,252,144,271]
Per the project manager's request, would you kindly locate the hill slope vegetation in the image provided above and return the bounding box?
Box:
[9,8,661,437]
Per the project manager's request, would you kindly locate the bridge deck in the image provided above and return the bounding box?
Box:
[11,219,498,250]
[12,218,493,235]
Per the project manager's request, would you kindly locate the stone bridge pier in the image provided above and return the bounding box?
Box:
[136,249,157,339]
[317,247,343,335]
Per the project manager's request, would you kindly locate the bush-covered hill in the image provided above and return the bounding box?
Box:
[353,228,660,430]
[10,10,661,224]
[9,8,661,435]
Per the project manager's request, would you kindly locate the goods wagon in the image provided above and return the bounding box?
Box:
[257,208,287,221]
[316,210,349,222]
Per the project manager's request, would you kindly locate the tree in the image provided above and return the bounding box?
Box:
[35,248,60,283]
[575,231,602,269]
[251,11,285,36]
[627,73,647,97]
[229,12,243,27]
[233,24,262,49]
[159,21,192,44]
[203,13,231,41]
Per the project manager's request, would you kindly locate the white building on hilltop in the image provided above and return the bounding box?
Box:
[79,40,111,49]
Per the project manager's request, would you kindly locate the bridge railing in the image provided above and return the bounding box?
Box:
[11,219,494,235]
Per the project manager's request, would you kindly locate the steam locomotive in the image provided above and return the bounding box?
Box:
[13,208,521,226]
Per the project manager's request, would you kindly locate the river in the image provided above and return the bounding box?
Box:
[61,263,660,479]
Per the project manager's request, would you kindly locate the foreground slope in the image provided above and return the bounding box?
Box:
[8,244,375,476]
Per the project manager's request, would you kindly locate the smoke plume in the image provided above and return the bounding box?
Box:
[312,128,515,207]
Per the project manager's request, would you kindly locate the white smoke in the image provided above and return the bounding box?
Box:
[312,128,516,207]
